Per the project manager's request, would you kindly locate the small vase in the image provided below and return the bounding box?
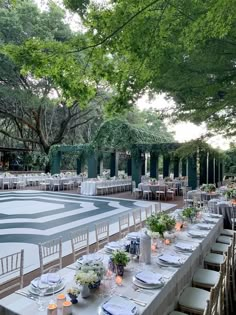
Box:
[115,264,124,276]
[81,284,90,298]
[68,293,78,304]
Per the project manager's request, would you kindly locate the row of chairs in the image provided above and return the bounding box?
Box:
[169,226,236,315]
[96,180,131,195]
[0,203,162,296]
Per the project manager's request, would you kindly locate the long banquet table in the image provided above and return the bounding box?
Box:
[0,217,223,315]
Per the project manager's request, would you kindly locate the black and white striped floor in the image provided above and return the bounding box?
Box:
[0,190,176,273]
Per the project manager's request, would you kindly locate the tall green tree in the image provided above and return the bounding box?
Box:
[63,0,236,136]
[0,0,105,170]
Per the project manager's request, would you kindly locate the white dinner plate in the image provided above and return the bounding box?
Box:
[196,223,214,230]
[98,296,138,315]
[133,277,164,289]
[28,279,65,296]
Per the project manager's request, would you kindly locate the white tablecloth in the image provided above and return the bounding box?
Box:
[0,218,223,315]
[81,181,98,195]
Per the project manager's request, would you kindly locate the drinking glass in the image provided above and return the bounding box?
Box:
[47,267,61,303]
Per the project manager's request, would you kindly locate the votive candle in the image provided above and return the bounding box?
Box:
[57,293,66,308]
[47,303,57,315]
[115,275,123,286]
[165,239,171,245]
[62,301,72,315]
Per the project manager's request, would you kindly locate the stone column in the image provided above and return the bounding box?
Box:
[110,152,116,177]
[188,154,197,189]
[181,159,187,176]
[150,152,159,179]
[127,157,132,176]
[76,159,82,175]
[51,151,61,175]
[163,154,170,178]
[88,154,98,178]
[173,157,180,178]
[199,152,207,185]
[131,150,142,188]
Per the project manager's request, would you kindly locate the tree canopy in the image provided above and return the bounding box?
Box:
[62,0,236,136]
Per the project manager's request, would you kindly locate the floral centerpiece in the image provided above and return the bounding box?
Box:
[146,213,176,238]
[109,250,130,276]
[75,270,98,298]
[150,178,157,184]
[200,183,216,193]
[67,287,80,304]
[224,189,236,200]
[77,260,105,288]
[181,207,198,223]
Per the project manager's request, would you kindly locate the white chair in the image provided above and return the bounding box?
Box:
[38,237,62,275]
[39,179,51,190]
[119,214,130,238]
[52,179,60,191]
[70,227,89,262]
[2,179,10,190]
[95,221,109,250]
[142,185,152,200]
[132,181,142,198]
[0,250,24,295]
[132,209,142,231]
[155,185,166,201]
[145,205,153,220]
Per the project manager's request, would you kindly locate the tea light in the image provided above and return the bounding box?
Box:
[175,222,182,231]
[164,239,171,245]
[57,293,66,308]
[115,275,123,286]
[151,244,156,252]
[62,301,72,315]
[47,303,57,315]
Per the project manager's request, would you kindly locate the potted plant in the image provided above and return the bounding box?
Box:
[110,250,130,276]
[181,207,198,223]
[67,287,80,304]
[146,213,176,238]
[75,270,98,298]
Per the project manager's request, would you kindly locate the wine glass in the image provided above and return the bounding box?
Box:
[37,275,49,311]
[47,267,61,302]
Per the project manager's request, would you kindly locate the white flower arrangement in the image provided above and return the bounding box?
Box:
[77,260,105,280]
[67,287,80,296]
[75,270,98,285]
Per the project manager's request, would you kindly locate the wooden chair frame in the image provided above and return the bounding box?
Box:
[70,227,89,262]
[95,221,109,250]
[38,237,62,275]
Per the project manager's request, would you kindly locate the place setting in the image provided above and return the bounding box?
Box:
[195,223,215,230]
[156,253,186,268]
[98,295,139,315]
[132,270,165,290]
[174,241,198,253]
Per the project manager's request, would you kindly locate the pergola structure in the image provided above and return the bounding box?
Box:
[50,142,224,190]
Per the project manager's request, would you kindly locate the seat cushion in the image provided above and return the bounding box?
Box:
[216,235,232,244]
[211,242,229,253]
[169,312,189,315]
[193,268,219,287]
[204,253,224,265]
[179,287,209,311]
[221,229,234,236]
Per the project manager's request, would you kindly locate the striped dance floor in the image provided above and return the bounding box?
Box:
[0,190,176,274]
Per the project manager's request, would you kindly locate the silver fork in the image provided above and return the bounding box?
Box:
[133,287,154,296]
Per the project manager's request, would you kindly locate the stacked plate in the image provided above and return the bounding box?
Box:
[174,242,196,252]
[77,253,103,265]
[133,271,164,289]
[98,295,138,315]
[187,230,208,238]
[104,242,125,253]
[29,274,64,296]
[196,223,214,230]
[157,254,185,267]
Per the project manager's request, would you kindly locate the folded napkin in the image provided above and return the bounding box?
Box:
[105,242,123,250]
[136,271,162,284]
[103,296,136,315]
[78,253,103,264]
[175,242,194,251]
[196,223,214,230]
[31,273,60,288]
[159,254,182,265]
[126,232,140,239]
[188,230,207,237]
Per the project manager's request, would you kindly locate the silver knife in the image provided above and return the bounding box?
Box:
[15,291,37,300]
[119,294,147,307]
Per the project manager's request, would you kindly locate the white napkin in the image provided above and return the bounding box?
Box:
[78,253,102,264]
[136,271,162,284]
[159,254,182,265]
[175,242,194,251]
[126,232,140,239]
[188,230,207,237]
[196,223,214,230]
[103,296,136,315]
[31,273,60,288]
[105,242,123,250]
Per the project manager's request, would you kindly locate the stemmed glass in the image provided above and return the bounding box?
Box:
[47,267,61,303]
[36,274,49,311]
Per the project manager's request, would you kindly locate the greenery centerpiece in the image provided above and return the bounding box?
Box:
[77,259,105,289]
[110,250,130,276]
[75,270,98,298]
[200,184,216,193]
[224,189,236,200]
[181,207,198,223]
[146,213,176,238]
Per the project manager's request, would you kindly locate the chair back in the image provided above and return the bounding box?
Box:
[0,249,24,295]
[145,205,153,219]
[208,267,224,315]
[95,221,109,250]
[70,227,89,262]
[154,202,162,213]
[38,237,62,275]
[132,209,142,231]
[119,214,130,238]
